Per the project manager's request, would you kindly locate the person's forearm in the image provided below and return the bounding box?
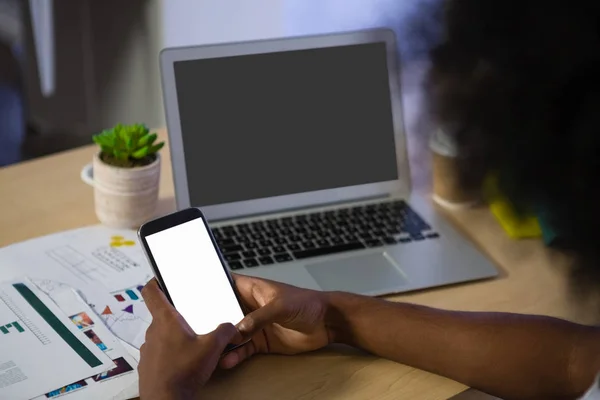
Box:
[324,292,600,400]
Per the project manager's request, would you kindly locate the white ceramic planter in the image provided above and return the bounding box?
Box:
[81,153,161,229]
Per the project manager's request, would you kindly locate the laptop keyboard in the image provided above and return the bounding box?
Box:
[211,200,440,271]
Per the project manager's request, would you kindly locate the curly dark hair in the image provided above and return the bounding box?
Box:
[422,1,600,281]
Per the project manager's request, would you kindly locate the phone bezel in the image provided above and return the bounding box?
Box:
[138,207,249,352]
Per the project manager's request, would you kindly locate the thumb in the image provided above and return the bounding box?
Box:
[237,299,289,336]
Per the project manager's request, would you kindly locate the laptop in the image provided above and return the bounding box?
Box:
[159,29,499,296]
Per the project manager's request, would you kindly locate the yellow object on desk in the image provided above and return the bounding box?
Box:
[489,198,543,239]
[484,175,542,239]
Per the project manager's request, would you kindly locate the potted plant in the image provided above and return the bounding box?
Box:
[83,123,164,229]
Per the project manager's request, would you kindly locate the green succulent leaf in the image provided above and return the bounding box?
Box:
[93,123,163,164]
[148,142,164,154]
[100,145,111,155]
[132,146,149,159]
[137,133,157,147]
[125,136,134,150]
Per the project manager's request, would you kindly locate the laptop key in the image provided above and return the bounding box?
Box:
[366,239,383,248]
[351,206,363,214]
[222,244,243,253]
[253,224,266,232]
[228,261,244,270]
[293,242,365,259]
[331,237,344,245]
[259,256,274,265]
[238,235,252,243]
[244,259,259,268]
[287,243,301,251]
[257,248,272,256]
[242,250,256,258]
[273,246,286,253]
[224,253,241,262]
[302,241,316,249]
[218,238,236,247]
[245,242,259,249]
[224,231,237,238]
[383,237,397,245]
[386,227,401,235]
[316,239,330,247]
[274,253,293,263]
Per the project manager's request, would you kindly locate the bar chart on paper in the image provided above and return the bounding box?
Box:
[0,289,50,344]
[1,321,25,334]
[113,286,144,303]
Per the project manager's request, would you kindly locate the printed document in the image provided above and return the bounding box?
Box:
[0,279,113,400]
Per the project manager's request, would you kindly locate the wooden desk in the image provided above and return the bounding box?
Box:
[1,129,597,400]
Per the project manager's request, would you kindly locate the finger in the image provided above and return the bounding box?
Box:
[210,323,243,351]
[219,339,258,369]
[231,273,253,289]
[237,299,288,336]
[193,323,243,376]
[141,279,175,317]
[233,274,277,288]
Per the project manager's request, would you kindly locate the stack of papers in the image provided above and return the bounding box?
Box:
[0,226,158,399]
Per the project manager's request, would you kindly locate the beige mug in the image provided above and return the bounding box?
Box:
[430,129,479,209]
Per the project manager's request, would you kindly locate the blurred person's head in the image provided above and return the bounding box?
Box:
[421,1,600,280]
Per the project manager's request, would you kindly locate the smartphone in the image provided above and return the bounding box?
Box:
[138,207,247,352]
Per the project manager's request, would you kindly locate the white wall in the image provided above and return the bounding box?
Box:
[163,0,285,47]
[93,0,165,130]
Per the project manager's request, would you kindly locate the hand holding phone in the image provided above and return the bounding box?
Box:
[138,279,242,399]
[138,208,248,350]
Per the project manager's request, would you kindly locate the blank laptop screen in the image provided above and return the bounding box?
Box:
[173,42,399,207]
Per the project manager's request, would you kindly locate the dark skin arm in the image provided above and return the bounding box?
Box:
[324,291,600,400]
[226,276,600,400]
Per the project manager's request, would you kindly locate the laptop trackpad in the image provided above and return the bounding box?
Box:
[305,252,408,295]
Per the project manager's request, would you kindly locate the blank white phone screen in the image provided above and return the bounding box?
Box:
[145,218,244,335]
